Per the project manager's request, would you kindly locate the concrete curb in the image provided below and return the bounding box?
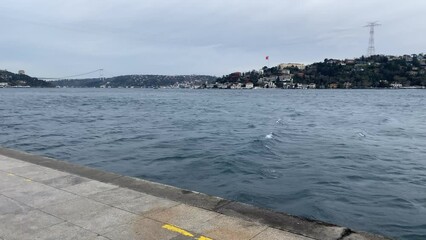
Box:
[0,147,392,240]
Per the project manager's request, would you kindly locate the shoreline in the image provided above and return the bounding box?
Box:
[0,147,390,240]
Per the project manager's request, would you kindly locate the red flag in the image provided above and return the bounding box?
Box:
[266,56,269,60]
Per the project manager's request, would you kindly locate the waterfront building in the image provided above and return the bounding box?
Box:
[329,83,338,89]
[245,82,254,89]
[390,83,403,88]
[308,83,316,89]
[278,63,305,70]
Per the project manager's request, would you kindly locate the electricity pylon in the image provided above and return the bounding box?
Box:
[365,22,380,57]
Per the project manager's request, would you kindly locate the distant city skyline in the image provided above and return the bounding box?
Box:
[1,0,425,78]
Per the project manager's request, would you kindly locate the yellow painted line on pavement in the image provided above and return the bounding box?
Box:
[197,236,213,240]
[162,224,194,237]
[162,224,213,240]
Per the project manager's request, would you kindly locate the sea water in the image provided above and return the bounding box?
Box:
[1,88,425,239]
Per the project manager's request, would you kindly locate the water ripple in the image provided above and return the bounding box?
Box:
[1,88,426,239]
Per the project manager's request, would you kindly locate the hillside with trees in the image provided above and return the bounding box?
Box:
[217,54,426,89]
[0,70,53,87]
[53,75,217,88]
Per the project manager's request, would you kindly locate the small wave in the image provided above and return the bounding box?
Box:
[259,168,282,179]
[265,133,273,139]
[357,132,366,138]
[289,112,303,118]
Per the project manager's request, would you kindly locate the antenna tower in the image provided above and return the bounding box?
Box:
[365,22,380,57]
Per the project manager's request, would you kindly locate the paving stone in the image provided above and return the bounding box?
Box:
[0,157,32,170]
[78,206,138,234]
[0,151,391,240]
[0,209,63,240]
[1,180,78,208]
[32,222,100,240]
[6,164,69,182]
[0,195,33,215]
[94,237,110,240]
[62,180,118,196]
[145,204,219,231]
[170,236,194,240]
[113,194,179,215]
[42,197,137,234]
[193,214,268,240]
[0,172,30,191]
[41,174,91,189]
[41,197,108,221]
[0,148,122,184]
[217,201,346,240]
[87,187,147,205]
[252,227,315,240]
[104,217,179,240]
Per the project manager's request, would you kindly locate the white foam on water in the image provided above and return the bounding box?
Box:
[358,132,366,137]
[265,133,273,139]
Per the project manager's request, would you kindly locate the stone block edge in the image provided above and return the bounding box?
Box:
[0,147,392,240]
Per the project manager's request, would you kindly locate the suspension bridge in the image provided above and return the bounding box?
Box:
[37,69,105,81]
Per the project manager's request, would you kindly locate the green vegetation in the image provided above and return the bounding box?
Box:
[53,75,217,88]
[217,54,426,88]
[3,53,425,89]
[0,70,53,87]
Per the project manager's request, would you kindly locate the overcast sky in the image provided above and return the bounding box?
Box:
[0,0,425,78]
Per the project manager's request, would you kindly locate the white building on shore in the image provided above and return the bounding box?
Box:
[278,63,305,70]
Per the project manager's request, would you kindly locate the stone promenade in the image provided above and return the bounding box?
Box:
[0,148,389,240]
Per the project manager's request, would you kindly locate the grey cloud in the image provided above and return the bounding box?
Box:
[1,0,425,77]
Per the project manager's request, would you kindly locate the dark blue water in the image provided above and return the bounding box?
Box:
[1,88,425,239]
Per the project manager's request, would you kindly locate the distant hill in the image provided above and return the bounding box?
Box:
[217,54,426,88]
[53,75,217,88]
[0,70,53,87]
